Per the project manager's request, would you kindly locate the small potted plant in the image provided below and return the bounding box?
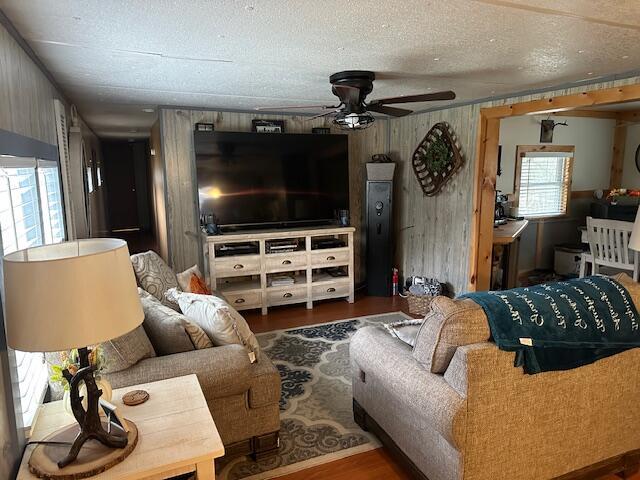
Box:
[49,345,111,415]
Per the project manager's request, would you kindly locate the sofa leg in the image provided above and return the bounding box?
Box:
[353,398,368,431]
[617,466,640,479]
[252,430,280,461]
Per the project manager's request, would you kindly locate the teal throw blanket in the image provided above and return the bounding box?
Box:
[460,276,640,374]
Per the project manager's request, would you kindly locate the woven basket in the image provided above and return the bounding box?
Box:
[406,293,437,317]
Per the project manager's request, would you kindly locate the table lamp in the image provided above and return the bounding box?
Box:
[3,238,143,471]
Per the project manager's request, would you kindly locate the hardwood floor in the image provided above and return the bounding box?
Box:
[243,295,640,480]
[243,292,415,334]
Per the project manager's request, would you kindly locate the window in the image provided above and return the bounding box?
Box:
[0,156,66,427]
[514,146,574,218]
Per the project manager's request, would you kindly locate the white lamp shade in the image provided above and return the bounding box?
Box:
[630,208,640,252]
[3,238,143,352]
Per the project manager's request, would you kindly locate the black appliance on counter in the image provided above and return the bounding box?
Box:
[494,191,509,226]
[590,200,638,222]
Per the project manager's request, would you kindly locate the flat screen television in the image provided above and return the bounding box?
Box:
[195,131,349,230]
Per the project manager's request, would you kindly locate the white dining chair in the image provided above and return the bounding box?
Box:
[580,216,639,281]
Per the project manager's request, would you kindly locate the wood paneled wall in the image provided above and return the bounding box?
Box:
[0,21,62,480]
[150,121,169,261]
[0,24,61,144]
[389,105,480,296]
[390,75,640,295]
[158,109,388,283]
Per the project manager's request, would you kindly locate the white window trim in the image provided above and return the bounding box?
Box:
[513,146,575,220]
[0,155,65,431]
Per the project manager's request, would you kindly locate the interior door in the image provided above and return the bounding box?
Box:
[103,142,140,232]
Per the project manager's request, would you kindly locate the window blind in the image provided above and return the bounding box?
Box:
[0,156,66,427]
[517,153,573,218]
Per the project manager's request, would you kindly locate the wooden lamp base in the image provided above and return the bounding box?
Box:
[28,420,138,479]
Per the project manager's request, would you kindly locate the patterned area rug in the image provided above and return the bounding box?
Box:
[216,311,411,480]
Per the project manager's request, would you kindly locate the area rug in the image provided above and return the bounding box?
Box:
[216,311,412,480]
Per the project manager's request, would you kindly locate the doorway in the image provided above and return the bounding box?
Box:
[469,84,640,291]
[102,140,157,253]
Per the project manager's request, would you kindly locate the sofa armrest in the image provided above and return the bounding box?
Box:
[105,344,256,399]
[443,342,515,398]
[350,326,466,448]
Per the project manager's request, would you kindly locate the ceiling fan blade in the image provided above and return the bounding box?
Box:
[366,104,413,117]
[306,109,340,121]
[333,85,361,105]
[370,90,456,105]
[255,104,337,111]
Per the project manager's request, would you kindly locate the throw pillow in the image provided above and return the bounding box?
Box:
[177,265,212,295]
[383,318,424,348]
[130,251,180,311]
[184,322,214,349]
[139,289,197,355]
[412,296,490,374]
[166,288,260,362]
[101,325,156,374]
[139,287,213,349]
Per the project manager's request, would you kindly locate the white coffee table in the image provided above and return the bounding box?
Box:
[17,374,224,479]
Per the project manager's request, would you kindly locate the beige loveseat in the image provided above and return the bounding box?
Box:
[350,293,640,480]
[106,251,281,459]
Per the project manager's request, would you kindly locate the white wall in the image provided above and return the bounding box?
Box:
[497,115,616,194]
[498,114,618,275]
[622,124,640,188]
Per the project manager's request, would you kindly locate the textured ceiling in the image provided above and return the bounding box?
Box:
[2,0,640,138]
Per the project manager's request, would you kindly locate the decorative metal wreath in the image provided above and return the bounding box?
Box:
[411,122,464,196]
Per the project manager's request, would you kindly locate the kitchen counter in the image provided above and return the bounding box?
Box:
[493,219,529,245]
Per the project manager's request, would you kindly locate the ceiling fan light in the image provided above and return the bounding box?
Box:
[333,112,375,130]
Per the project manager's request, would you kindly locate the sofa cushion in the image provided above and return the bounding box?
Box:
[184,322,214,349]
[413,296,490,373]
[102,325,156,374]
[166,288,260,362]
[384,318,423,348]
[131,251,180,310]
[139,289,197,355]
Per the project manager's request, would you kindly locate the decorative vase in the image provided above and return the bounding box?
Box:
[63,377,113,416]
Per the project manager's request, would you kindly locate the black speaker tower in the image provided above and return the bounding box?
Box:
[366,180,393,296]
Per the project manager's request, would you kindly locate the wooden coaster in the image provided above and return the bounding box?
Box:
[29,420,138,479]
[122,389,149,406]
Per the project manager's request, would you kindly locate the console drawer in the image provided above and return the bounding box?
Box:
[311,248,350,267]
[267,286,307,306]
[312,281,350,300]
[215,255,261,277]
[265,252,307,272]
[224,290,262,310]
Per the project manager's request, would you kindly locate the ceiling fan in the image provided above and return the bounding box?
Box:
[255,70,456,130]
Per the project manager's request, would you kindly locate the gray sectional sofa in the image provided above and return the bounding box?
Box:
[108,251,281,459]
[351,294,640,480]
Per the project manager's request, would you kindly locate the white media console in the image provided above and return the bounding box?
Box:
[205,226,355,315]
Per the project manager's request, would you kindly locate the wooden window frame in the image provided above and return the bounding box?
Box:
[512,145,575,220]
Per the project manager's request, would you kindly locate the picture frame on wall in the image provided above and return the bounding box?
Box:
[252,119,285,133]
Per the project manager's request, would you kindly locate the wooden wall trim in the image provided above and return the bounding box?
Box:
[481,84,640,119]
[610,120,627,189]
[550,109,620,120]
[469,116,499,291]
